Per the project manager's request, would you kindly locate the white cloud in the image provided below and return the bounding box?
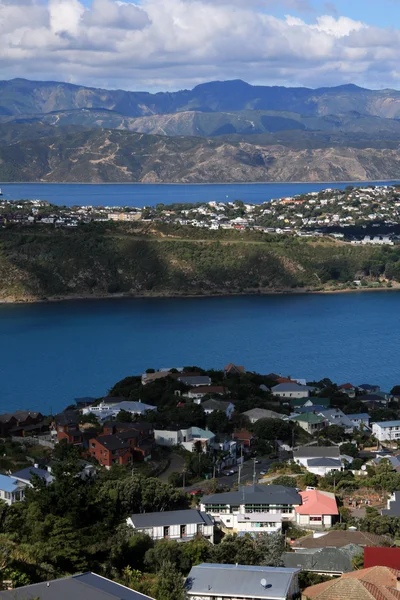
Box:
[0,0,399,91]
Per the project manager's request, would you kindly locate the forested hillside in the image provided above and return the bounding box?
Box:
[0,224,399,302]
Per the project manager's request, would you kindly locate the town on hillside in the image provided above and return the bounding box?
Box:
[3,185,400,244]
[2,364,400,599]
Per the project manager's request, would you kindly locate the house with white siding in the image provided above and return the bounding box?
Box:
[126,509,214,543]
[372,420,400,442]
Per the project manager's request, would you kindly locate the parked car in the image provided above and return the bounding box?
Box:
[189,489,204,496]
[259,470,267,476]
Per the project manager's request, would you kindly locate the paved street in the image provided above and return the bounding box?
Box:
[184,458,274,493]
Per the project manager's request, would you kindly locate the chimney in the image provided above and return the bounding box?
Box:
[397,577,400,592]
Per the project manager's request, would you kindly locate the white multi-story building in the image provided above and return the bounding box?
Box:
[372,420,400,442]
[200,484,302,533]
[154,426,215,452]
[82,400,156,422]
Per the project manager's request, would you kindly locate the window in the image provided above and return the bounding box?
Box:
[310,516,322,522]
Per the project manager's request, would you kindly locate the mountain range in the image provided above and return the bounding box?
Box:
[2,78,400,182]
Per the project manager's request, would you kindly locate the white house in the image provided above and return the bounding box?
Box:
[271,383,312,399]
[201,399,235,419]
[82,400,156,422]
[200,484,302,532]
[127,509,214,543]
[295,490,339,529]
[11,466,54,487]
[0,474,26,505]
[293,446,350,476]
[188,386,228,402]
[185,564,300,600]
[372,421,400,442]
[154,426,215,452]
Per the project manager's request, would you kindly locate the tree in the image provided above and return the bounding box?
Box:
[207,410,231,434]
[252,419,293,444]
[340,442,358,458]
[273,476,297,488]
[144,540,182,573]
[255,533,285,567]
[320,425,346,443]
[302,472,318,488]
[352,552,364,570]
[153,561,185,600]
[116,409,134,423]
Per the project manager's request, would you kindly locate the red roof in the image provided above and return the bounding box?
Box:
[339,383,355,389]
[295,490,338,516]
[304,566,400,600]
[364,547,400,570]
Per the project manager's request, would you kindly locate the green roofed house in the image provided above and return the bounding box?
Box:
[290,412,326,435]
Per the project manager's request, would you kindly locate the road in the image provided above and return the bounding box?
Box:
[184,458,274,492]
[158,453,185,483]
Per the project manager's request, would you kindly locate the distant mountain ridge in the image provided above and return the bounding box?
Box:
[3,78,400,119]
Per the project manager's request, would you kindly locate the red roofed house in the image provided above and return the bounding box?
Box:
[339,383,357,398]
[364,547,400,569]
[302,566,400,600]
[232,429,255,450]
[224,363,245,376]
[295,490,339,529]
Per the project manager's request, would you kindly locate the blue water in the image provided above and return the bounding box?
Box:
[0,292,399,415]
[1,181,399,207]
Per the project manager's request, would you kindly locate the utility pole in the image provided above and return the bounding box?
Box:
[253,458,257,485]
[237,444,243,486]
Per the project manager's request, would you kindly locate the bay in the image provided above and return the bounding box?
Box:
[0,292,399,415]
[1,180,400,207]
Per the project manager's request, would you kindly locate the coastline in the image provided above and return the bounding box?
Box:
[1,179,400,185]
[1,284,399,306]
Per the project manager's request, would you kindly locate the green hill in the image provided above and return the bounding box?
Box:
[1,224,399,302]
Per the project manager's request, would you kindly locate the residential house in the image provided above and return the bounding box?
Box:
[338,383,357,397]
[359,384,380,393]
[242,408,286,423]
[317,409,354,433]
[290,398,330,410]
[293,446,348,476]
[289,412,326,435]
[54,410,83,444]
[0,410,44,438]
[11,466,54,487]
[188,386,228,402]
[302,566,400,600]
[295,490,338,529]
[224,363,246,375]
[284,544,362,576]
[202,399,235,419]
[360,392,391,406]
[0,572,155,599]
[200,484,302,531]
[178,375,212,387]
[372,420,400,442]
[372,455,400,472]
[346,413,371,430]
[126,509,214,543]
[82,400,156,422]
[232,429,255,450]
[89,430,152,468]
[381,490,400,516]
[154,426,215,452]
[292,529,388,550]
[103,421,154,441]
[185,564,300,600]
[272,383,312,399]
[0,474,26,505]
[364,546,400,569]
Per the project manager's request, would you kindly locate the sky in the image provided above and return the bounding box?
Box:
[2,0,400,91]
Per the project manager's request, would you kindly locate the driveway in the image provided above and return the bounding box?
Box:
[159,452,186,483]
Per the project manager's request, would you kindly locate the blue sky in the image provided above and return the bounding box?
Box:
[2,0,400,91]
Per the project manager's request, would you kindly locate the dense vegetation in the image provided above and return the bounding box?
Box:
[1,224,400,301]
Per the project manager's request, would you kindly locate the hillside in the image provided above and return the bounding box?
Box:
[3,125,400,182]
[0,224,399,302]
[3,78,400,119]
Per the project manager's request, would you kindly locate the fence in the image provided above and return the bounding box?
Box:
[11,435,55,449]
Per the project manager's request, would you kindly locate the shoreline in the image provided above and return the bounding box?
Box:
[1,179,400,186]
[1,284,399,306]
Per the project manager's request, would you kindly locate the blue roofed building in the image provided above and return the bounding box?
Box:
[0,474,26,505]
[11,466,54,487]
[185,563,300,600]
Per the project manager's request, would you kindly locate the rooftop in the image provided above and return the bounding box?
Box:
[128,509,213,528]
[11,467,54,484]
[202,484,301,506]
[293,446,340,459]
[272,383,312,392]
[0,572,154,600]
[303,565,400,600]
[293,529,389,550]
[242,408,285,420]
[307,457,343,468]
[374,420,400,428]
[0,474,23,493]
[201,399,233,410]
[295,490,338,516]
[185,563,299,599]
[291,413,326,424]
[283,544,361,574]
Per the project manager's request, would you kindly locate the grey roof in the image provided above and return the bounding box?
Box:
[185,564,299,599]
[272,383,312,392]
[307,457,342,468]
[128,509,213,528]
[382,491,400,516]
[0,572,154,599]
[202,484,301,506]
[283,545,362,574]
[318,409,353,429]
[346,413,370,421]
[242,408,284,420]
[202,399,232,411]
[292,529,388,549]
[179,376,212,386]
[11,467,54,484]
[293,446,340,459]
